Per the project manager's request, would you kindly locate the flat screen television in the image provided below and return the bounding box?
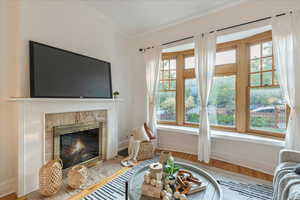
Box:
[29,41,112,98]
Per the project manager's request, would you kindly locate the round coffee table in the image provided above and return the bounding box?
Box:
[128,161,222,200]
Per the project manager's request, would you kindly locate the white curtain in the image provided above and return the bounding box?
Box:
[194,33,217,163]
[144,46,162,137]
[272,11,300,151]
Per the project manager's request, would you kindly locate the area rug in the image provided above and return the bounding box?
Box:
[77,158,273,200]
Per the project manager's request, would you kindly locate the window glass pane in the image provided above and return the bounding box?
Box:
[157,91,176,122]
[163,60,169,70]
[250,73,261,86]
[170,80,176,90]
[170,59,176,69]
[162,81,169,89]
[208,76,236,127]
[184,79,199,123]
[250,87,286,133]
[163,71,169,79]
[250,59,260,72]
[170,70,176,78]
[216,49,236,65]
[262,41,272,57]
[262,57,272,71]
[262,71,272,86]
[250,44,261,59]
[184,56,195,69]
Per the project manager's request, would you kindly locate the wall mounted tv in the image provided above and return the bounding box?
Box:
[29,41,112,98]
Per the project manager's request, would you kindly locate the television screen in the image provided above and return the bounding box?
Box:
[29,41,112,98]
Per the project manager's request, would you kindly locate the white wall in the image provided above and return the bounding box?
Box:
[131,0,300,175]
[158,130,283,174]
[0,0,134,196]
[0,0,20,197]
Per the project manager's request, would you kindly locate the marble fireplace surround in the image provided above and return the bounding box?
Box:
[10,98,120,197]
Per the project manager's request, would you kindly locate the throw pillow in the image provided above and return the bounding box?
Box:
[295,164,300,175]
[144,123,156,140]
[132,126,150,142]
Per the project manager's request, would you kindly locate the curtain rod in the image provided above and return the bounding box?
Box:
[139,12,290,52]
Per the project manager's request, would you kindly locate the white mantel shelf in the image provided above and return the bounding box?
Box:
[9,97,123,102]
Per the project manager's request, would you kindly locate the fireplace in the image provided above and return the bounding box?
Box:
[53,122,106,169]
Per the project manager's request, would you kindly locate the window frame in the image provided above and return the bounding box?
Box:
[157,30,287,139]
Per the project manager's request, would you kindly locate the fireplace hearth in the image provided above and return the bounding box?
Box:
[53,122,106,170]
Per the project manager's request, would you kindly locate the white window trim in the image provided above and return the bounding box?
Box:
[157,124,284,147]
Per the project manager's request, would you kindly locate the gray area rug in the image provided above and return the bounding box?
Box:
[83,158,273,200]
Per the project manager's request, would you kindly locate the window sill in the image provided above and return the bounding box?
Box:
[157,124,285,147]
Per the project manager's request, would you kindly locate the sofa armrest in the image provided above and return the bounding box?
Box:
[279,149,300,164]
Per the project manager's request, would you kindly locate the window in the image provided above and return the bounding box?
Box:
[248,40,286,134]
[157,31,287,138]
[216,49,236,65]
[184,56,195,69]
[185,79,199,124]
[209,75,236,127]
[157,58,177,122]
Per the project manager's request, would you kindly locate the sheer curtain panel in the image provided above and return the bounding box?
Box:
[272,11,300,150]
[194,33,217,163]
[144,46,162,138]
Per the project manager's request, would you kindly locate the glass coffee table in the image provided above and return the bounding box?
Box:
[128,161,222,200]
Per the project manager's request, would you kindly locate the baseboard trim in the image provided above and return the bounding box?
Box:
[0,178,15,198]
[118,139,129,151]
[156,149,273,182]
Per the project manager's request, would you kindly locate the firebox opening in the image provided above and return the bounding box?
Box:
[60,128,99,169]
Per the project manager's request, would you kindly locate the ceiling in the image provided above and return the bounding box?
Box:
[83,0,250,36]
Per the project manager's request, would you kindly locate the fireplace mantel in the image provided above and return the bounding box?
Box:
[10,97,121,197]
[10,97,123,102]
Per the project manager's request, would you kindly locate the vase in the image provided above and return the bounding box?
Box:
[39,159,63,196]
[67,165,88,189]
[159,151,174,164]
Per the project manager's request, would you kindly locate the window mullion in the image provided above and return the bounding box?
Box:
[236,42,249,133]
[176,54,185,125]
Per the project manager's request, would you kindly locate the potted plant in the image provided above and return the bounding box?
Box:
[113,91,120,99]
[164,159,180,185]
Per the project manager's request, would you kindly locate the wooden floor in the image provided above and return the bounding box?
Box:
[0,194,17,200]
[0,150,273,200]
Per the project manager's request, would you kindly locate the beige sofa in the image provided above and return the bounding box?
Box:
[273,149,300,200]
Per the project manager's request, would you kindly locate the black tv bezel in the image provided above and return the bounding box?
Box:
[29,40,113,99]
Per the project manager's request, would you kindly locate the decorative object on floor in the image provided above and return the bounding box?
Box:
[79,157,273,200]
[123,123,155,164]
[159,151,174,164]
[113,91,119,98]
[39,159,63,196]
[136,140,154,161]
[141,162,163,198]
[67,165,88,189]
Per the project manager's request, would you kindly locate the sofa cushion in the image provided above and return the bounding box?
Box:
[289,183,300,200]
